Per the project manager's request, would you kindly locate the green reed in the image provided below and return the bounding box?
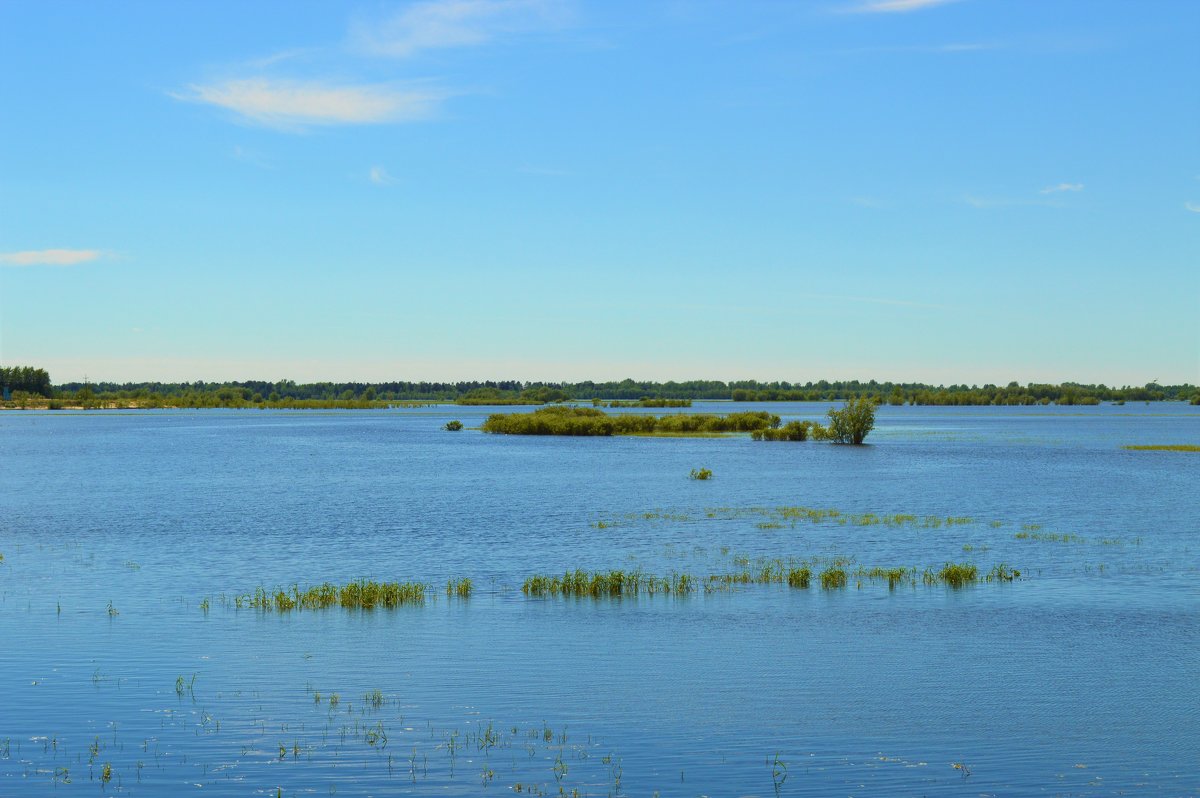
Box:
[446,577,473,598]
[522,569,695,598]
[239,580,427,612]
[819,567,848,590]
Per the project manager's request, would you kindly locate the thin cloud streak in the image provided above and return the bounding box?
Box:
[352,0,570,58]
[369,165,397,185]
[848,0,962,14]
[0,249,103,267]
[174,79,445,130]
[1040,182,1084,194]
[1185,201,1200,213]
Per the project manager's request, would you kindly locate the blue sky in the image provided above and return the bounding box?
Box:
[1,0,1196,385]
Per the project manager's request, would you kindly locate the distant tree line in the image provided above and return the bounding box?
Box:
[0,366,52,397]
[730,380,1196,405]
[0,367,1192,408]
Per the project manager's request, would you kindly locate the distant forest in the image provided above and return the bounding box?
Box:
[2,367,1197,407]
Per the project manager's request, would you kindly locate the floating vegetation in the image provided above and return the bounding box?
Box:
[481,406,779,436]
[446,577,473,598]
[595,504,980,531]
[235,580,427,612]
[444,420,464,431]
[1122,444,1200,453]
[1016,530,1083,543]
[689,467,713,481]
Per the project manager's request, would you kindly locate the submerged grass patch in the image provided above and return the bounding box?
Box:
[1122,444,1200,453]
[1015,530,1084,543]
[522,559,1020,598]
[595,504,978,531]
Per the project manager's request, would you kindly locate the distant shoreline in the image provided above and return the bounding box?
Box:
[1,398,1195,412]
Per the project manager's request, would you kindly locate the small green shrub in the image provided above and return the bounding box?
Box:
[824,397,876,445]
[444,420,464,431]
[689,468,713,480]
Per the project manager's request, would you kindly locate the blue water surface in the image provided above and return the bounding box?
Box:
[1,403,1197,796]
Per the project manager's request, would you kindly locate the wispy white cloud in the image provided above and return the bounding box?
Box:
[1040,182,1084,194]
[848,0,962,14]
[1185,201,1200,213]
[178,1,568,131]
[174,78,445,129]
[0,249,103,267]
[369,165,397,185]
[352,0,569,58]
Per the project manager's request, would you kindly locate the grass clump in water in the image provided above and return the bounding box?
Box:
[986,564,1020,581]
[819,567,848,590]
[240,580,427,611]
[786,567,811,589]
[444,420,464,431]
[932,562,978,588]
[446,577,473,598]
[689,467,713,480]
[522,569,694,598]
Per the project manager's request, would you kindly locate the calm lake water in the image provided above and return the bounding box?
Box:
[1,403,1198,796]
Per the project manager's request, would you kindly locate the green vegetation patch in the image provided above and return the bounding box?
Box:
[1122,445,1200,453]
[481,406,779,436]
[521,560,1020,598]
[235,580,427,611]
[522,569,694,597]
